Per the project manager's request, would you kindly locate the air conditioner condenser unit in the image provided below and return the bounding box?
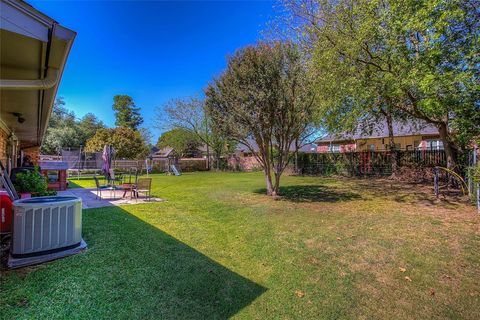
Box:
[8,196,87,268]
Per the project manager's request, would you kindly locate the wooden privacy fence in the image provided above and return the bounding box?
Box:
[296,150,447,176]
[113,159,144,170]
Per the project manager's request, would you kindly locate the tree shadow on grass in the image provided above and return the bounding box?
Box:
[254,185,362,203]
[0,206,266,319]
[347,178,469,209]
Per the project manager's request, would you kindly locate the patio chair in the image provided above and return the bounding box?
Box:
[133,178,152,201]
[108,169,123,186]
[93,175,116,200]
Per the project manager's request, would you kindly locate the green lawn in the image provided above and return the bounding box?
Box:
[67,176,103,189]
[1,172,479,319]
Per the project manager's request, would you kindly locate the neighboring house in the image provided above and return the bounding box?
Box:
[0,0,75,170]
[191,144,210,158]
[316,121,443,153]
[234,138,317,157]
[149,146,177,160]
[229,138,318,171]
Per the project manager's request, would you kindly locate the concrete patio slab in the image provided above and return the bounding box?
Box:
[57,188,163,209]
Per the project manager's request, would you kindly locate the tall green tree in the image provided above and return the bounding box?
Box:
[283,0,479,170]
[156,128,202,157]
[85,127,149,159]
[47,97,76,128]
[41,98,106,154]
[138,127,154,148]
[155,97,235,169]
[78,113,105,142]
[112,95,144,130]
[206,41,315,196]
[42,126,83,155]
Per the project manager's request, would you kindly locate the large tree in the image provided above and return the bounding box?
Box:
[42,126,83,155]
[205,41,315,196]
[155,97,234,169]
[112,95,144,130]
[77,113,106,142]
[85,127,149,159]
[283,0,479,171]
[41,98,106,154]
[156,128,202,157]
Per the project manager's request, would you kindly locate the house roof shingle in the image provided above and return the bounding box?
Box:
[317,120,438,143]
[235,138,317,153]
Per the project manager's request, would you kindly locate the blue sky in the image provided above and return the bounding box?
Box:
[30,0,275,142]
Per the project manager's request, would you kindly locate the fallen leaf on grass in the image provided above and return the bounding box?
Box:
[16,298,28,308]
[429,288,435,296]
[399,267,407,272]
[404,276,412,282]
[295,290,305,298]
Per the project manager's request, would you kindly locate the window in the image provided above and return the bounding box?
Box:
[426,140,444,150]
[329,144,341,153]
[46,170,59,183]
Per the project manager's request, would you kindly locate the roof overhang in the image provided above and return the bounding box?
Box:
[0,0,76,149]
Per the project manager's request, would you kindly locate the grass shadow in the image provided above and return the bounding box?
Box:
[0,206,266,318]
[348,178,469,208]
[254,184,362,203]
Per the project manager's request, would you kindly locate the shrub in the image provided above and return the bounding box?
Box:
[13,167,56,197]
[473,163,480,183]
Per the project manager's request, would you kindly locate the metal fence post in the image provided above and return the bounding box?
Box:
[434,167,439,199]
[474,146,479,214]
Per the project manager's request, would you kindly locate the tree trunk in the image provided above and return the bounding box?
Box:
[437,122,458,171]
[265,168,274,196]
[294,151,298,173]
[273,172,281,197]
[385,112,398,176]
[294,138,299,174]
[215,151,221,171]
[206,143,210,171]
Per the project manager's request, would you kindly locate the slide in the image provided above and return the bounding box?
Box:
[170,165,181,176]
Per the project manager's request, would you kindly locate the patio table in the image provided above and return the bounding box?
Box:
[119,183,136,199]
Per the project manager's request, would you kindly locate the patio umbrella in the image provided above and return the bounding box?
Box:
[102,145,112,179]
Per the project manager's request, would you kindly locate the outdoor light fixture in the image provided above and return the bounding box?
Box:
[12,112,25,123]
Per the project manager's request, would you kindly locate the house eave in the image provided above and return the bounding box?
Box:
[0,0,76,149]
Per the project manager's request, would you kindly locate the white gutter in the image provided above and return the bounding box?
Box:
[0,68,58,90]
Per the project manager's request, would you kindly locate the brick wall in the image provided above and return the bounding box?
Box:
[317,143,357,153]
[22,146,40,165]
[0,128,40,166]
